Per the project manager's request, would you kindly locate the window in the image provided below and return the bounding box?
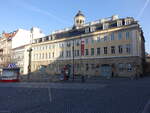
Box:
[45,53,47,59]
[110,33,114,41]
[91,38,94,44]
[97,37,101,42]
[69,51,71,57]
[74,50,76,57]
[85,49,89,56]
[118,63,125,72]
[49,45,51,49]
[126,44,131,54]
[76,40,80,46]
[85,38,88,44]
[53,44,55,48]
[49,53,51,58]
[85,28,90,33]
[91,48,94,56]
[111,46,115,54]
[104,36,107,42]
[117,20,122,27]
[77,50,80,56]
[66,51,69,57]
[45,45,47,50]
[90,26,96,32]
[127,64,132,71]
[118,45,123,54]
[97,48,100,55]
[42,53,44,59]
[125,19,131,25]
[39,53,41,59]
[103,23,109,29]
[91,64,95,69]
[118,32,122,40]
[86,64,89,71]
[104,47,107,54]
[52,52,54,57]
[60,51,64,57]
[67,42,71,47]
[126,31,131,40]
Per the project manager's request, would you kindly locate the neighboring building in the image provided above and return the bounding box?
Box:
[31,11,145,77]
[11,27,45,74]
[0,27,45,74]
[0,31,17,67]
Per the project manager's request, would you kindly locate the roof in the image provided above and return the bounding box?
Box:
[75,10,85,17]
[2,30,18,39]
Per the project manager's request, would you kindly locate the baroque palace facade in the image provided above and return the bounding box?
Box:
[31,11,145,77]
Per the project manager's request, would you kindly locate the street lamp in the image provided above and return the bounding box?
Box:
[27,47,32,80]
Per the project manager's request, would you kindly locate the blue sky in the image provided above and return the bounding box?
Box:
[0,0,150,53]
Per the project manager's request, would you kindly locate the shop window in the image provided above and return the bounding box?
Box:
[126,44,131,54]
[127,64,132,71]
[86,64,89,71]
[118,63,125,72]
[91,64,95,69]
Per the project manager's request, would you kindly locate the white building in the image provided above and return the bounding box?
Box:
[12,27,45,74]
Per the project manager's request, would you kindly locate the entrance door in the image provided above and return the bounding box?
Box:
[101,64,112,77]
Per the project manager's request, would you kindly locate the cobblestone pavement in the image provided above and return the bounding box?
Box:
[0,77,150,113]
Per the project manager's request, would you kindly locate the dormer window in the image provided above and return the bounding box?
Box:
[103,23,109,30]
[90,26,96,32]
[85,27,90,33]
[117,20,122,27]
[125,19,131,25]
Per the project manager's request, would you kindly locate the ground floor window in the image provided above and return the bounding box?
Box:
[86,64,89,71]
[118,63,125,72]
[127,63,132,71]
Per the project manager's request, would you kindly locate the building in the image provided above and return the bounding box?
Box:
[31,11,145,77]
[11,27,45,74]
[0,27,45,74]
[0,31,17,67]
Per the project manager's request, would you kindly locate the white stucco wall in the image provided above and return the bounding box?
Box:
[12,27,45,49]
[12,29,30,49]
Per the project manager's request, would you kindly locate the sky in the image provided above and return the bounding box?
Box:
[0,0,150,53]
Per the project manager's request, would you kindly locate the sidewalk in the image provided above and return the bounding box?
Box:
[19,73,147,84]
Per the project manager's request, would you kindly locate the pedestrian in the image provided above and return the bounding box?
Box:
[60,68,64,81]
[81,75,85,83]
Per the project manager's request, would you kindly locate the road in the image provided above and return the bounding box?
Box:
[0,77,150,113]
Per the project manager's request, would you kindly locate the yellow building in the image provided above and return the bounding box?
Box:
[30,11,145,77]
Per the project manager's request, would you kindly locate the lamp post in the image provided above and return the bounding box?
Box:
[27,47,32,80]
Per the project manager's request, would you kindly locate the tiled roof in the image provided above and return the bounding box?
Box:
[2,30,18,39]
